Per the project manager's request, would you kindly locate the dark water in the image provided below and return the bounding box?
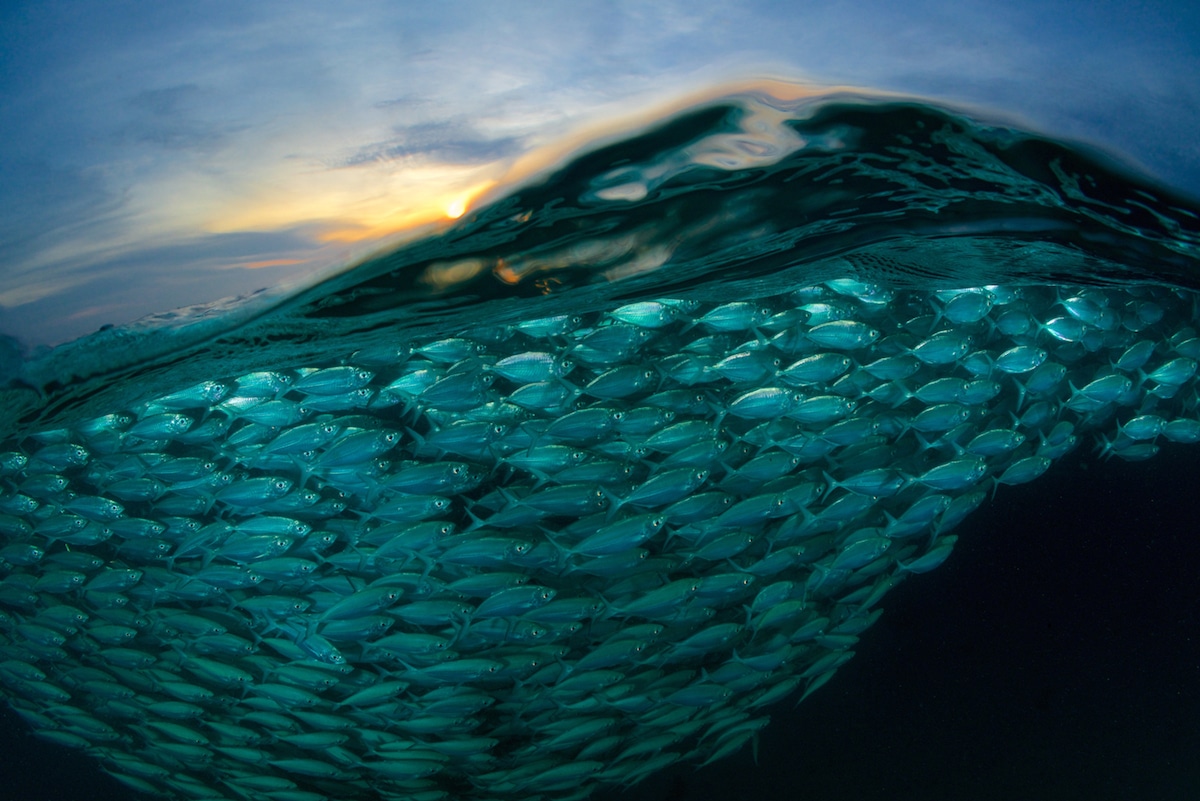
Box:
[595,445,1200,801]
[1,90,1199,801]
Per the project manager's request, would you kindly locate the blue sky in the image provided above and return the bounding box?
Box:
[1,0,1198,348]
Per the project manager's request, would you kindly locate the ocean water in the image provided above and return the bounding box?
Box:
[1,90,1198,801]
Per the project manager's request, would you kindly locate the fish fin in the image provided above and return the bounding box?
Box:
[538,525,575,569]
[908,430,935,456]
[928,302,946,331]
[725,451,754,477]
[591,591,621,620]
[819,470,840,502]
[445,615,473,650]
[462,506,489,532]
[1064,379,1081,405]
[797,668,837,706]
[495,485,520,510]
[552,374,583,398]
[525,467,553,489]
[197,546,216,569]
[1013,377,1029,411]
[597,485,626,522]
[892,379,915,408]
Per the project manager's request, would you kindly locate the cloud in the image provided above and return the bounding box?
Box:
[0,224,342,346]
[123,83,246,151]
[0,160,129,284]
[340,121,525,168]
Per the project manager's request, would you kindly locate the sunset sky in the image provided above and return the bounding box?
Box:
[2,0,1198,347]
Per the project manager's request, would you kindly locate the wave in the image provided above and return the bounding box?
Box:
[1,88,1198,801]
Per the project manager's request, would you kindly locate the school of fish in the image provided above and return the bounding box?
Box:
[1,278,1199,801]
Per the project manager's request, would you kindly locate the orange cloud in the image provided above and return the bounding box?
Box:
[239,258,309,269]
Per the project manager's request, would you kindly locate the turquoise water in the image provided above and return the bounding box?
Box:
[1,91,1198,801]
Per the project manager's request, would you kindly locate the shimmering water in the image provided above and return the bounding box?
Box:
[1,90,1198,801]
